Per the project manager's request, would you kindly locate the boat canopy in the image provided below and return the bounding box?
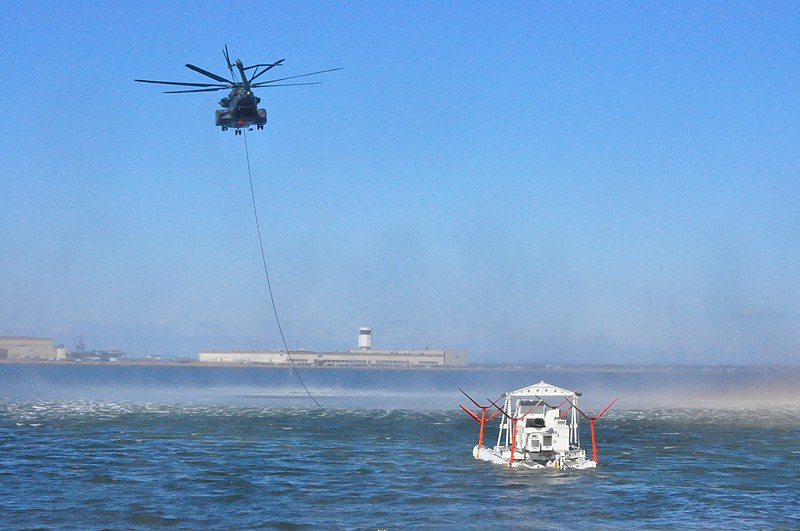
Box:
[504,380,578,399]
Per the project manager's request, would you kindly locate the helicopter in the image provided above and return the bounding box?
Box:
[135,46,340,134]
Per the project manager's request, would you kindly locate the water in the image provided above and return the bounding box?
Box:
[1,364,798,529]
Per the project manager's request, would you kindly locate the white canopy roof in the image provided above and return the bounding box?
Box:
[505,380,578,398]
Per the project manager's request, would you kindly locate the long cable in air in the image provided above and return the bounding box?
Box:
[242,129,323,410]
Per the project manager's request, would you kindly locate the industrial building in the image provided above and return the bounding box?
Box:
[0,336,66,360]
[199,327,468,368]
[70,335,125,361]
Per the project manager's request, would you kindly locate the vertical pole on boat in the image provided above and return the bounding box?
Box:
[572,396,580,448]
[567,396,618,464]
[485,394,533,467]
[509,417,518,466]
[478,408,486,448]
[487,396,541,468]
[504,396,512,448]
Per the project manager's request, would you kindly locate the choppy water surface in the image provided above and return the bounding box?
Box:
[0,365,798,529]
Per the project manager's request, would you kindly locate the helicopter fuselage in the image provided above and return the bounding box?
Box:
[215,88,266,131]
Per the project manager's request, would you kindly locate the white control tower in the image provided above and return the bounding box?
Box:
[358,327,372,350]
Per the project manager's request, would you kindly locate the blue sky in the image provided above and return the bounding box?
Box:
[1,2,798,364]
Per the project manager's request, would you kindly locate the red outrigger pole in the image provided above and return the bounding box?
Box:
[567,396,619,463]
[459,388,502,450]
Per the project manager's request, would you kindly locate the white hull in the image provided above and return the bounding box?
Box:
[473,445,597,469]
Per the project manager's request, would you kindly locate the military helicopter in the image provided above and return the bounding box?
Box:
[136,46,340,134]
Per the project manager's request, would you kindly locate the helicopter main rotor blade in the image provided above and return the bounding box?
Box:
[185,63,232,83]
[135,79,227,88]
[244,60,285,71]
[255,81,323,87]
[252,67,342,86]
[163,87,230,93]
[248,60,286,82]
[223,45,232,68]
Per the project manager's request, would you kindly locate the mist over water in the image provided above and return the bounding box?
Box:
[1,363,797,410]
[1,364,798,528]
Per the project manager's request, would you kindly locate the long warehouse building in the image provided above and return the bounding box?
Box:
[199,328,468,367]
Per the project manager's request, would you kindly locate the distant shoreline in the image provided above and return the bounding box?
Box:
[1,359,795,374]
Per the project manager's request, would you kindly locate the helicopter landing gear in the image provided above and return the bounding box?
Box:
[257,124,264,130]
[221,126,228,132]
[235,129,242,136]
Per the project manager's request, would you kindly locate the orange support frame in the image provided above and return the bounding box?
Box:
[460,404,502,449]
[509,418,518,466]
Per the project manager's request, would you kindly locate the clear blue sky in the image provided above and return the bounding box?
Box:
[1,2,798,365]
